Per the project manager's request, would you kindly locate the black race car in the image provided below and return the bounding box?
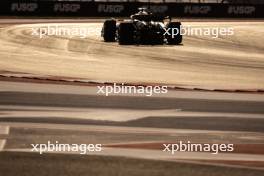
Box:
[101,8,182,45]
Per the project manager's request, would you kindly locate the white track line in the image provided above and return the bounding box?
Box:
[0,125,10,135]
[0,140,6,151]
[0,125,10,151]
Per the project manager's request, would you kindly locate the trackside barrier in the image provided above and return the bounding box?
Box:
[0,2,263,18]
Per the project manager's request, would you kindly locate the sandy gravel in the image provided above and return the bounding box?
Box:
[0,21,264,89]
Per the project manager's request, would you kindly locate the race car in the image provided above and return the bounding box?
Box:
[101,8,182,45]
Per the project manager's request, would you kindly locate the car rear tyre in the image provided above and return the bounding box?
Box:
[118,22,135,45]
[166,22,182,45]
[102,19,116,42]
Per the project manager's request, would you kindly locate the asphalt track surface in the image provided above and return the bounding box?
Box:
[0,80,264,174]
[0,19,264,175]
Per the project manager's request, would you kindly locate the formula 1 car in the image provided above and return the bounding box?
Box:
[101,8,182,45]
